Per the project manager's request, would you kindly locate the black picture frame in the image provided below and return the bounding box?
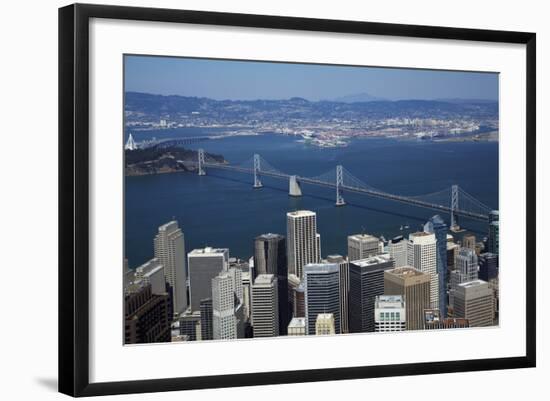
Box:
[59,3,536,397]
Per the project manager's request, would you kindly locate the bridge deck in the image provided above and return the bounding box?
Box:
[194,162,489,221]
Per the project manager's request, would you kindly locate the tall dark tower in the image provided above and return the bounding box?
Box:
[254,233,289,334]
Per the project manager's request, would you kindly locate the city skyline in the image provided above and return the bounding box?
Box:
[125,55,499,102]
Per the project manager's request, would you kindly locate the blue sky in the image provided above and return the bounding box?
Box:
[124,55,498,101]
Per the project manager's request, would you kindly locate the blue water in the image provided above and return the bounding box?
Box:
[124,131,498,269]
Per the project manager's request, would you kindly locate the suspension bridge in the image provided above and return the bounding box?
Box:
[187,149,494,228]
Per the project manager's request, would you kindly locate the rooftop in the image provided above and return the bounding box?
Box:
[288,317,306,328]
[375,295,405,308]
[189,247,228,256]
[253,274,276,285]
[348,233,379,241]
[351,253,392,268]
[287,210,316,217]
[386,266,426,278]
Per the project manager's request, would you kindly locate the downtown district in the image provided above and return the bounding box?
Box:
[124,206,499,343]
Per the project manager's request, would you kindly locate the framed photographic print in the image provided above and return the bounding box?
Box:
[58,3,536,397]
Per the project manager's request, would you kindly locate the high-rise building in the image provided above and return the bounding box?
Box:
[251,274,279,337]
[254,233,289,334]
[124,272,171,344]
[347,233,381,262]
[286,211,321,278]
[287,317,306,336]
[374,295,406,332]
[200,298,213,341]
[154,221,187,316]
[384,266,431,330]
[325,254,350,334]
[424,309,469,330]
[454,280,494,327]
[212,270,241,340]
[174,310,201,341]
[288,274,302,317]
[424,215,448,316]
[303,263,340,335]
[134,258,166,296]
[488,221,499,254]
[450,247,479,310]
[348,254,395,333]
[407,232,438,310]
[188,247,229,311]
[479,253,499,282]
[462,233,476,251]
[294,282,305,318]
[387,235,408,268]
[447,242,460,272]
[315,313,336,335]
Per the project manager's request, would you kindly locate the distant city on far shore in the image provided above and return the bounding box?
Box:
[123,55,499,344]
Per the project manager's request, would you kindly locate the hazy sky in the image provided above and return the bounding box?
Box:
[124,55,498,101]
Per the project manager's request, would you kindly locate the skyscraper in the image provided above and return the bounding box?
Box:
[384,266,431,330]
[287,211,321,279]
[462,233,476,251]
[254,233,289,334]
[347,233,381,262]
[303,263,340,335]
[424,309,469,330]
[424,215,448,317]
[488,221,499,254]
[154,221,187,316]
[348,254,395,333]
[188,247,229,311]
[212,271,240,340]
[407,232,438,310]
[251,274,279,337]
[454,280,494,327]
[374,295,406,332]
[200,298,213,341]
[387,235,408,268]
[124,269,171,344]
[325,254,350,334]
[315,313,336,335]
[479,253,499,282]
[450,247,479,310]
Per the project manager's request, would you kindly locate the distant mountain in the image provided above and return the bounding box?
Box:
[332,92,386,103]
[124,92,498,123]
[434,98,498,104]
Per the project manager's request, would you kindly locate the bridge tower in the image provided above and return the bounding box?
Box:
[335,165,346,206]
[450,184,459,230]
[253,154,263,188]
[198,148,206,176]
[289,175,302,197]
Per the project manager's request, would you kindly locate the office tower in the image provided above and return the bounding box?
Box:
[424,309,469,329]
[211,271,240,340]
[488,221,499,254]
[450,247,479,310]
[288,274,301,317]
[325,254,350,334]
[134,258,166,296]
[424,215,448,317]
[407,232,438,310]
[348,254,395,333]
[462,233,476,250]
[254,233,289,334]
[200,298,213,341]
[294,282,305,318]
[374,295,406,332]
[384,267,431,330]
[303,263,340,335]
[174,311,201,341]
[124,275,171,344]
[479,253,499,282]
[347,233,381,261]
[154,221,187,316]
[315,313,336,335]
[241,269,252,322]
[188,247,229,311]
[447,242,459,271]
[288,317,306,336]
[388,235,408,268]
[286,211,321,278]
[454,280,494,327]
[251,274,279,337]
